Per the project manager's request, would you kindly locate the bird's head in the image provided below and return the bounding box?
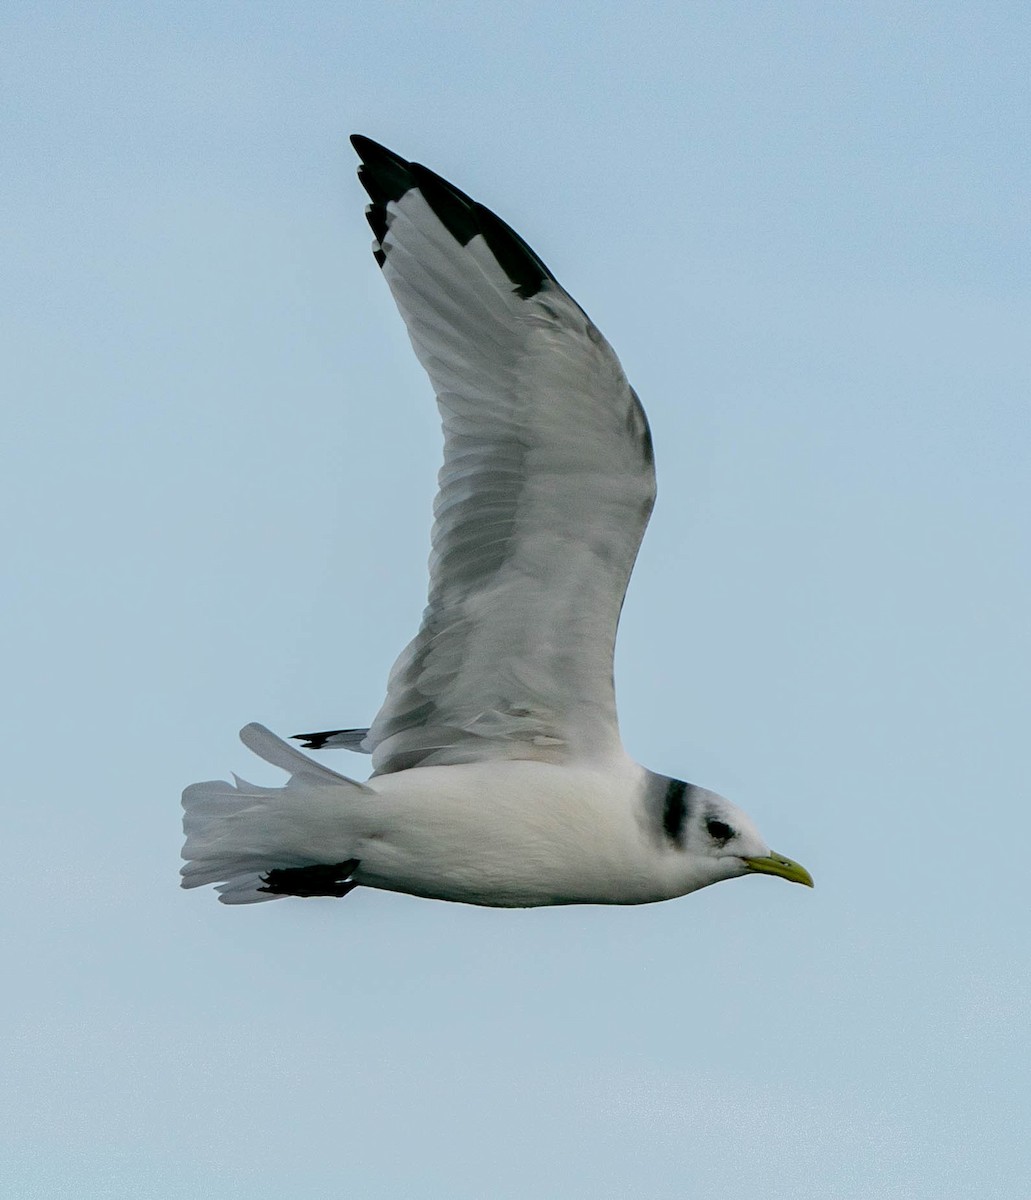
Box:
[674,786,814,891]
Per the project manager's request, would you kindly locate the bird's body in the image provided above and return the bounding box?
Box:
[199,732,750,907]
[181,136,813,907]
[352,758,659,908]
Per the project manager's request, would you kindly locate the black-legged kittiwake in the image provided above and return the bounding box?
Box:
[180,136,814,907]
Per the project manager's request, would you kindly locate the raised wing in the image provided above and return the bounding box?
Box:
[350,136,656,775]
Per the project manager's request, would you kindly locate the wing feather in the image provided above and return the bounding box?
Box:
[349,137,656,775]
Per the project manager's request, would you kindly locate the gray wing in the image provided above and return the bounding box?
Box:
[350,137,656,775]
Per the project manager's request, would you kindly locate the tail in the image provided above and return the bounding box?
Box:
[181,723,373,905]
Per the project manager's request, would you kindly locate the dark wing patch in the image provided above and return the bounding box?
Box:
[350,134,556,299]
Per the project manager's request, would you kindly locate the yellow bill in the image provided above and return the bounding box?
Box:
[742,851,814,888]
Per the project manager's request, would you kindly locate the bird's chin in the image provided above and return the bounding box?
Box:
[697,857,752,888]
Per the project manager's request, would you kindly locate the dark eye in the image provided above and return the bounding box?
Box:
[706,819,734,844]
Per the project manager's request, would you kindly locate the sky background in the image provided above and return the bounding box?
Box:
[3,2,1029,1196]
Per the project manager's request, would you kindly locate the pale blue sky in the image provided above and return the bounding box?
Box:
[3,3,1029,1197]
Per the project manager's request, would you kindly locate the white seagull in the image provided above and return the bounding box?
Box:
[181,136,813,906]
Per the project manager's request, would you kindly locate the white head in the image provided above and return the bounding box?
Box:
[654,779,813,895]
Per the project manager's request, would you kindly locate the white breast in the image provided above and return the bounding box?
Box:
[348,757,678,907]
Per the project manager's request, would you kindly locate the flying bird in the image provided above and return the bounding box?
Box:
[181,136,813,906]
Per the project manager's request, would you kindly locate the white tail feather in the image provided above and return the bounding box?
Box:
[181,725,372,904]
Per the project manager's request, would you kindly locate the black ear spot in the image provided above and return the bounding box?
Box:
[706,819,734,845]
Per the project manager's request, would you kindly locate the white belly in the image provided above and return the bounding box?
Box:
[345,757,673,907]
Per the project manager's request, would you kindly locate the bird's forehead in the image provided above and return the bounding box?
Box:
[696,789,766,841]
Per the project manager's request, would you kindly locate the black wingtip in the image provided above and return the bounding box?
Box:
[472,202,553,298]
[350,134,399,164]
[293,728,371,751]
[349,134,556,298]
[350,133,392,157]
[292,731,333,750]
[351,135,412,204]
[408,161,479,245]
